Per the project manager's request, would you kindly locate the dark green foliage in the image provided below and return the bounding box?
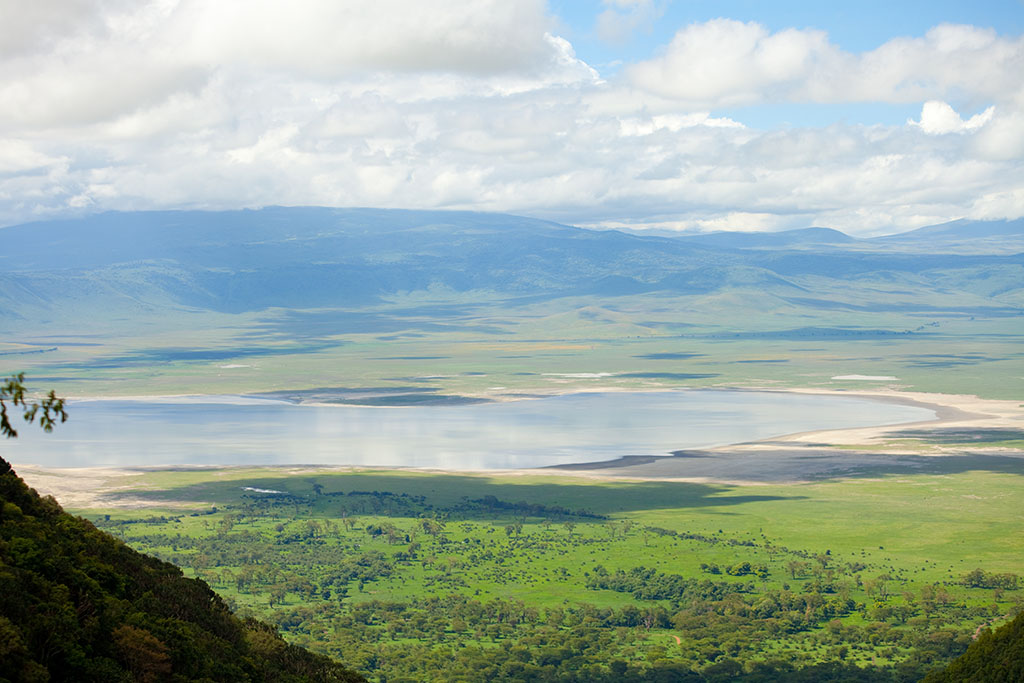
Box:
[470,495,606,520]
[299,594,960,682]
[960,569,1021,590]
[0,457,364,682]
[0,373,67,439]
[923,611,1024,683]
[585,565,747,602]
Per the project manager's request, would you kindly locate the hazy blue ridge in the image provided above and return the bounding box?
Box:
[1,208,1022,321]
[873,217,1024,241]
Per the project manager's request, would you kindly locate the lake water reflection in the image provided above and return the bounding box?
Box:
[8,390,933,469]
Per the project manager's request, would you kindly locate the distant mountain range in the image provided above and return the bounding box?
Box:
[1,208,1021,326]
[674,226,856,249]
[876,217,1024,242]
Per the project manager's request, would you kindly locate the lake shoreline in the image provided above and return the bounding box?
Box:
[13,387,1024,510]
[535,387,1023,482]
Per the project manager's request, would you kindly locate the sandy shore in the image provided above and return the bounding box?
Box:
[12,388,1024,509]
[538,387,1024,483]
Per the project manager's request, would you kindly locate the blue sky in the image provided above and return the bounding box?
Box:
[0,0,1022,235]
[554,1,1024,60]
[553,0,1024,127]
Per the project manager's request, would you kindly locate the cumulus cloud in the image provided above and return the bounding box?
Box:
[627,20,1024,107]
[0,0,124,58]
[170,0,559,78]
[0,6,1022,234]
[628,20,835,106]
[909,101,994,134]
[973,108,1024,161]
[618,112,744,136]
[0,0,571,132]
[0,140,66,174]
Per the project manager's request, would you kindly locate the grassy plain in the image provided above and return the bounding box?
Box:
[6,289,1023,404]
[65,465,1024,581]
[22,461,1020,680]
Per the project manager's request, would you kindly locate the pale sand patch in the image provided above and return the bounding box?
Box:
[13,465,163,510]
[831,374,898,381]
[759,388,1018,448]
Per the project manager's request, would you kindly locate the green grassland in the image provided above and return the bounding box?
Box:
[66,465,1023,681]
[7,288,1023,403]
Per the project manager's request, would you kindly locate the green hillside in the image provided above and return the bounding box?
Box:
[924,611,1024,683]
[0,454,364,682]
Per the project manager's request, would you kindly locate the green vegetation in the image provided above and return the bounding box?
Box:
[924,610,1024,682]
[66,467,1023,681]
[0,457,365,682]
[0,372,67,439]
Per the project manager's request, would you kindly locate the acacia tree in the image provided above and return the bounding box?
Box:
[1,372,67,439]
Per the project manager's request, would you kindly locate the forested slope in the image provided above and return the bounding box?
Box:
[923,611,1024,682]
[0,456,364,682]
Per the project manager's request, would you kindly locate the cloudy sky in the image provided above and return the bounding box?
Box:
[1,0,1023,235]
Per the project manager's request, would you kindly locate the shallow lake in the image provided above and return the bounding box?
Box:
[8,390,933,469]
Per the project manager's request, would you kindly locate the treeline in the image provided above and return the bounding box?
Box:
[587,565,752,602]
[466,495,607,520]
[961,568,1021,590]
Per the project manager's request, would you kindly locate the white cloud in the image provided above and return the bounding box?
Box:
[170,0,558,78]
[0,140,66,174]
[627,20,1024,107]
[973,108,1024,161]
[0,7,1022,235]
[0,0,128,58]
[627,20,835,106]
[909,101,995,134]
[619,113,744,136]
[0,0,569,133]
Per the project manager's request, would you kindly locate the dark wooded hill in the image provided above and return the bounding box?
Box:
[923,610,1024,683]
[0,455,365,683]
